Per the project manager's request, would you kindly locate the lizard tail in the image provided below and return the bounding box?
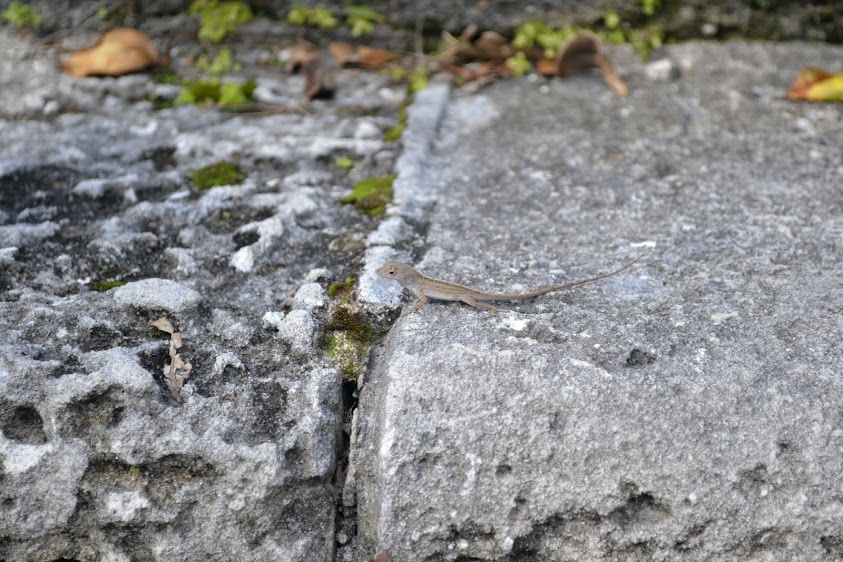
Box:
[489,253,644,301]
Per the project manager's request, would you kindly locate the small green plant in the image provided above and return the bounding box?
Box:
[189,161,245,190]
[408,65,429,95]
[345,5,381,37]
[383,123,405,142]
[189,0,253,43]
[2,1,42,28]
[287,5,337,29]
[627,25,664,60]
[384,96,411,141]
[602,11,626,44]
[90,280,126,292]
[505,51,532,76]
[513,21,578,58]
[174,78,256,106]
[196,46,239,74]
[334,156,354,169]
[339,175,394,215]
[640,0,662,16]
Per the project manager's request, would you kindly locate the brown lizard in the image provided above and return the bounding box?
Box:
[376,255,642,314]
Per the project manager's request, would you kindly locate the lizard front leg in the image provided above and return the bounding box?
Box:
[405,290,429,315]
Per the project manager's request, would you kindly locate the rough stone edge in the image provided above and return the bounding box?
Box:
[347,81,451,560]
[357,82,452,311]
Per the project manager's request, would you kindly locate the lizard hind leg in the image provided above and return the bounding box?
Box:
[461,295,501,314]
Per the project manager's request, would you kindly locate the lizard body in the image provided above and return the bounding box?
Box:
[376,255,641,314]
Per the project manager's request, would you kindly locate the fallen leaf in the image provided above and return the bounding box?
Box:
[149,317,175,334]
[328,42,393,70]
[62,28,159,77]
[556,31,628,96]
[373,550,390,562]
[356,46,393,70]
[150,316,191,403]
[786,67,843,102]
[285,39,320,73]
[473,31,514,60]
[535,57,558,77]
[443,27,514,63]
[329,41,356,66]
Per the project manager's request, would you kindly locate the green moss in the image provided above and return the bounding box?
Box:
[640,0,662,16]
[189,0,252,43]
[339,175,394,216]
[189,161,245,190]
[408,65,429,95]
[129,466,142,476]
[287,5,337,29]
[505,51,532,76]
[514,21,578,58]
[346,5,381,37]
[218,81,256,104]
[383,122,405,142]
[328,277,356,302]
[325,332,363,381]
[90,280,126,292]
[196,46,238,75]
[2,1,41,28]
[324,303,374,381]
[325,306,372,341]
[174,78,256,106]
[335,156,354,169]
[384,99,411,141]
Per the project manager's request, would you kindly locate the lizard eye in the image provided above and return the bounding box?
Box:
[388,269,395,275]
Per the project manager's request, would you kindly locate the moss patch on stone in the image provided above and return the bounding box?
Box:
[189,0,253,43]
[339,175,394,216]
[323,278,374,381]
[175,78,257,106]
[189,161,245,190]
[90,280,126,292]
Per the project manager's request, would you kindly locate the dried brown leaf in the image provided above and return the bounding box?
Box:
[329,41,356,66]
[62,28,159,78]
[150,316,191,402]
[473,31,513,60]
[556,31,601,77]
[556,31,628,96]
[149,317,175,334]
[356,46,393,70]
[595,51,629,96]
[536,57,559,77]
[286,39,320,73]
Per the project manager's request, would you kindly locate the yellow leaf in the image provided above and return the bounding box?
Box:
[806,75,843,102]
[785,66,843,102]
[62,28,159,78]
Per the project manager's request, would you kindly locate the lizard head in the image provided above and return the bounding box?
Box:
[375,261,412,282]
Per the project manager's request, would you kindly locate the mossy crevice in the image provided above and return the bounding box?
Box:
[322,278,374,381]
[90,280,126,292]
